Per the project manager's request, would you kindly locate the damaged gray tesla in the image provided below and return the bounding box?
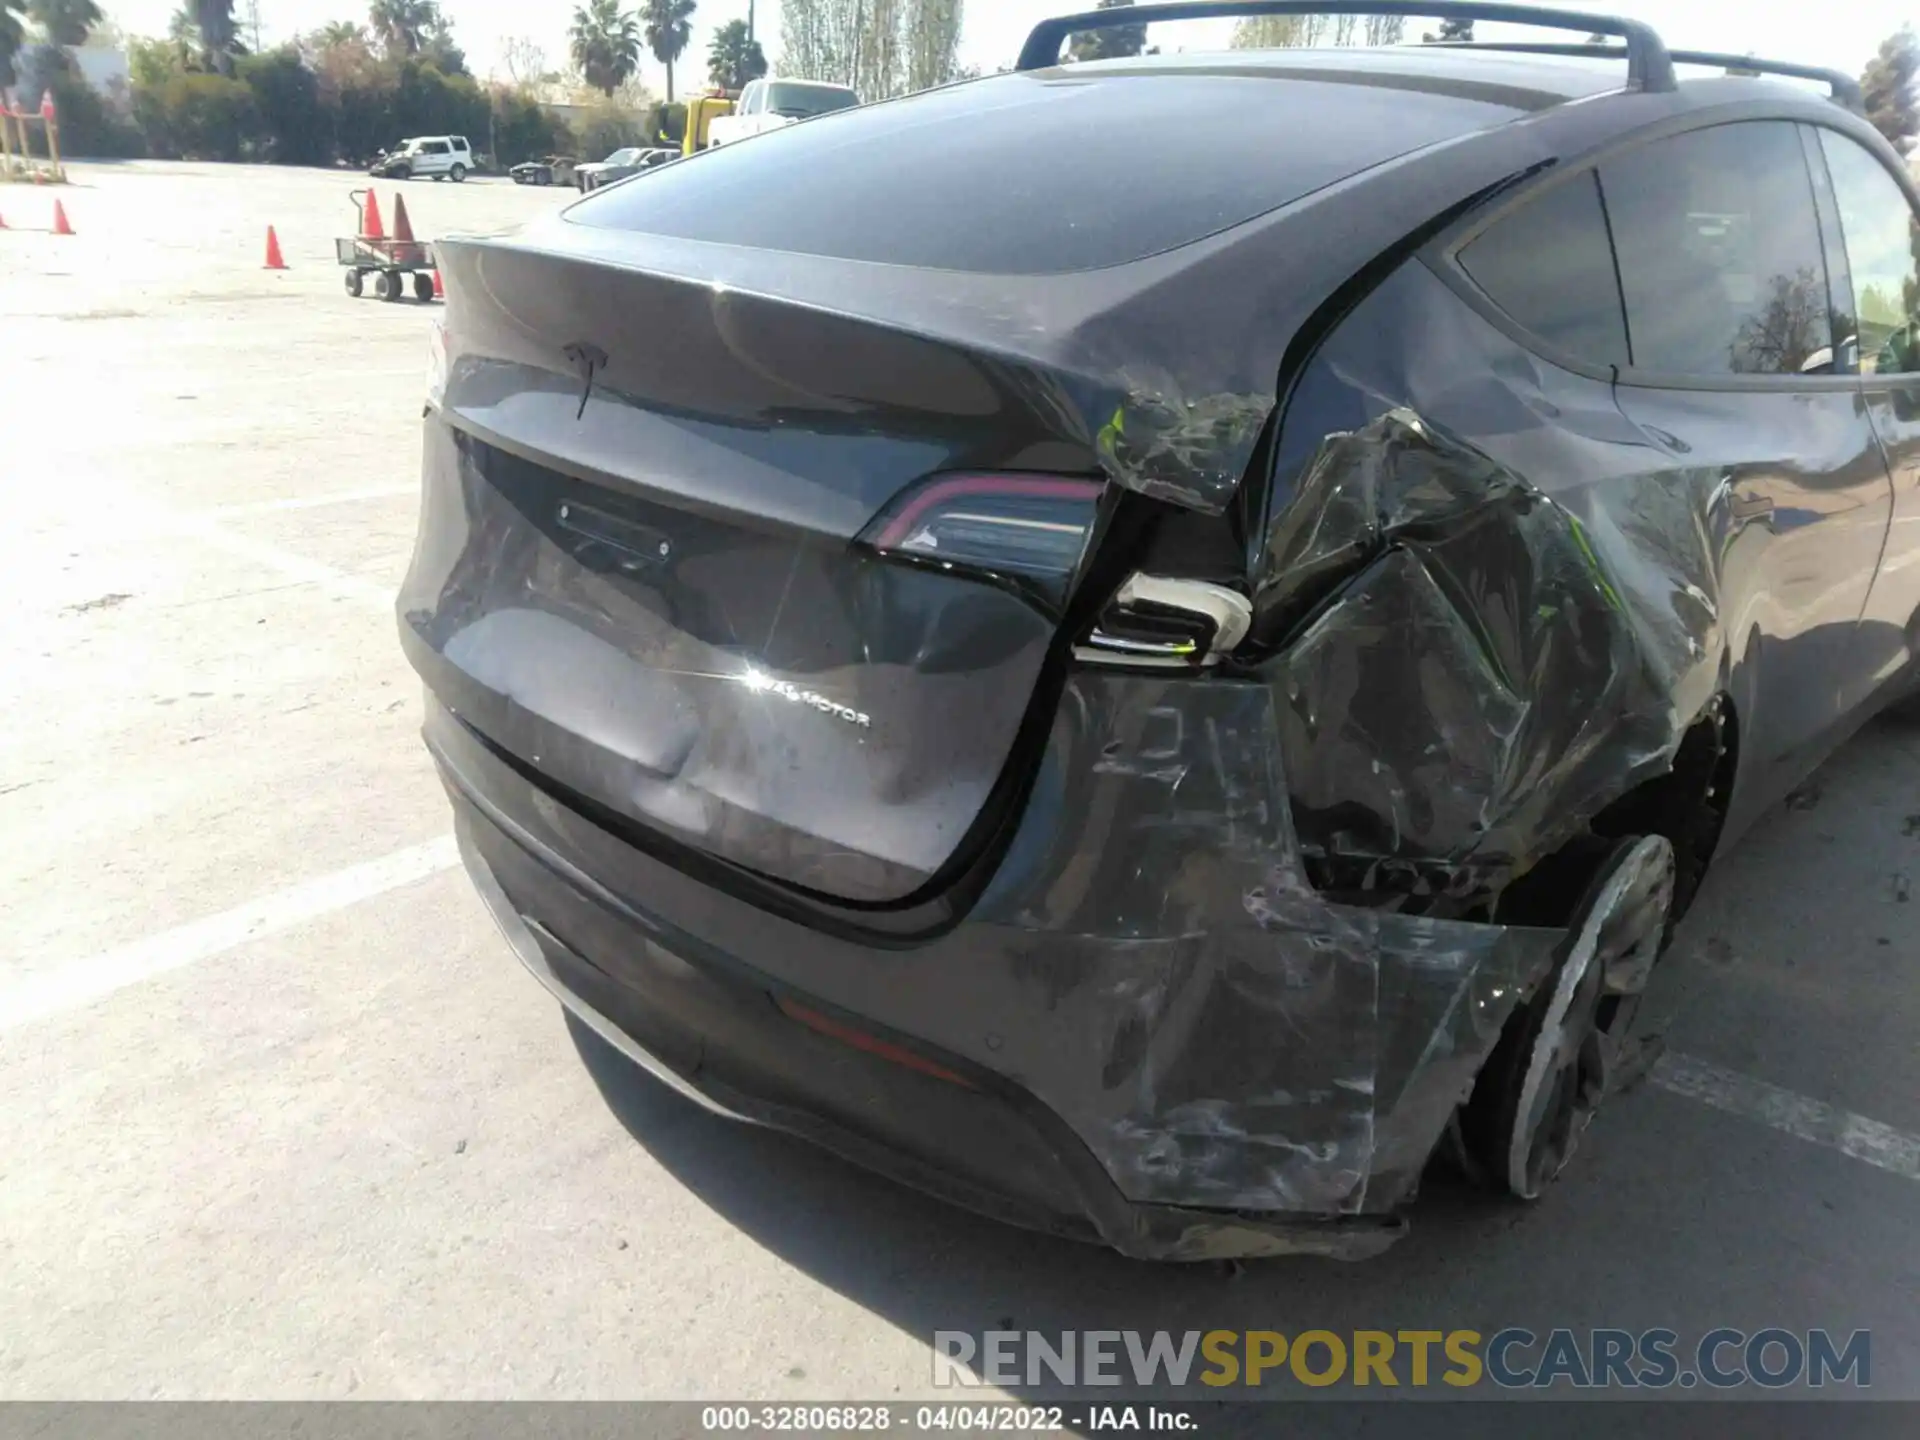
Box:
[399,1,1920,1258]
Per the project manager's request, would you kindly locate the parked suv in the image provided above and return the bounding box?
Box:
[403,3,1920,1260]
[372,135,473,182]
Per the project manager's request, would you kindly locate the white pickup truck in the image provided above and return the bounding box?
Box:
[706,78,860,149]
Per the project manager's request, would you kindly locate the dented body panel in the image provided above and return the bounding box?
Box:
[430,669,1560,1256]
[1252,259,1895,899]
[402,50,1920,1256]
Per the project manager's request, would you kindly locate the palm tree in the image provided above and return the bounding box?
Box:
[191,0,238,73]
[368,0,437,59]
[569,0,640,98]
[706,17,764,91]
[27,0,101,47]
[318,20,364,48]
[642,0,695,102]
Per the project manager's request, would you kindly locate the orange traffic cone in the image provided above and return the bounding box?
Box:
[360,189,385,241]
[432,269,444,299]
[391,193,414,245]
[264,225,287,269]
[52,199,73,236]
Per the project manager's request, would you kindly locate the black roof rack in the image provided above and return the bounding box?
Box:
[1670,49,1865,112]
[1430,41,1866,112]
[1016,2,1677,92]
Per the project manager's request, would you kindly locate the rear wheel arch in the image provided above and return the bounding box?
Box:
[1498,694,1737,932]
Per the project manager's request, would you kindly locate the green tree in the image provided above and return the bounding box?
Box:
[368,0,437,59]
[137,68,255,157]
[570,0,640,97]
[317,20,363,48]
[1231,15,1309,49]
[1067,0,1144,63]
[238,44,327,162]
[27,0,101,47]
[1,0,26,95]
[420,13,466,74]
[490,83,571,163]
[641,0,695,102]
[191,0,240,74]
[1423,18,1473,42]
[904,0,961,92]
[1861,24,1918,156]
[39,59,144,153]
[706,17,764,91]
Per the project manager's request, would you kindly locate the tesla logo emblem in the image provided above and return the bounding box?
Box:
[562,341,607,420]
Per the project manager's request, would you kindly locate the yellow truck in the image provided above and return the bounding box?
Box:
[681,95,736,156]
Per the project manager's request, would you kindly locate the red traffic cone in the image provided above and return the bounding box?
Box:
[52,199,73,236]
[0,211,8,230]
[390,193,414,245]
[431,269,444,299]
[360,189,385,241]
[264,225,287,270]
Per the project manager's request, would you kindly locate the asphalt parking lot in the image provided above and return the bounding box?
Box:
[3,160,1919,1408]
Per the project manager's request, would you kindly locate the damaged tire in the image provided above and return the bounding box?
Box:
[1459,835,1675,1200]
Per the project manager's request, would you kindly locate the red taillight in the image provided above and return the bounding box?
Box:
[861,474,1104,604]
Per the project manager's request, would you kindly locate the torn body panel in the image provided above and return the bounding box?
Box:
[429,665,1562,1249]
[1250,258,1890,905]
[971,673,1564,1218]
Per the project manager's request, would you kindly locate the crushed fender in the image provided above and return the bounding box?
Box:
[1250,262,1731,907]
[977,673,1562,1223]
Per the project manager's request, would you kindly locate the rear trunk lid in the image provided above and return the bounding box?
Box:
[400,75,1541,905]
[400,233,1103,904]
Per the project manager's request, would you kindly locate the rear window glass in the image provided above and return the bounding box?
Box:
[1602,121,1833,376]
[1458,170,1628,367]
[569,70,1523,274]
[765,82,857,117]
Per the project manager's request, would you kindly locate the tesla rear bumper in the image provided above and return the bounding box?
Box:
[451,784,1405,1262]
[424,669,1564,1261]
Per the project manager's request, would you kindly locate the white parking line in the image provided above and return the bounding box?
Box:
[164,512,395,608]
[210,485,418,516]
[7,815,1919,1192]
[1653,1051,1920,1182]
[0,835,458,1034]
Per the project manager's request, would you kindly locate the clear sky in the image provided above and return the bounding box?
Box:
[100,0,1916,102]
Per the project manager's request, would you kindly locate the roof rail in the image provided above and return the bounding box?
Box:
[1433,42,1865,112]
[1669,49,1864,113]
[1016,2,1677,92]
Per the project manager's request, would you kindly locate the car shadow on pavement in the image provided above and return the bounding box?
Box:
[563,717,1920,1410]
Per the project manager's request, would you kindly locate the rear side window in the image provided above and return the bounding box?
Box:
[1817,130,1920,376]
[765,82,858,118]
[569,71,1527,274]
[1457,171,1628,368]
[1601,122,1833,376]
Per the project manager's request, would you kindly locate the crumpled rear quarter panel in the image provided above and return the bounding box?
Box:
[981,673,1562,1215]
[1254,260,1737,900]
